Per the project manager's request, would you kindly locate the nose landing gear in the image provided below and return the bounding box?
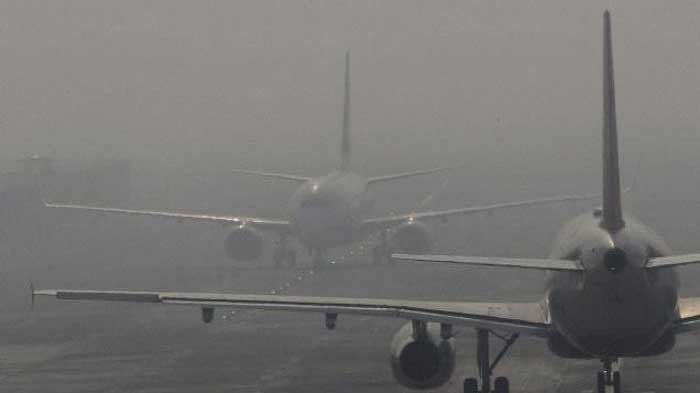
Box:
[312,248,326,268]
[596,359,621,393]
[273,235,297,268]
[372,230,392,265]
[463,329,518,393]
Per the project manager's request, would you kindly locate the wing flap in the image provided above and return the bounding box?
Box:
[393,254,583,272]
[33,289,549,336]
[674,297,700,333]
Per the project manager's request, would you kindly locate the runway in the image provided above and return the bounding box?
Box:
[4,256,700,392]
[1,207,700,393]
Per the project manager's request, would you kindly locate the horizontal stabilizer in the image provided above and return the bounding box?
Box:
[392,253,584,271]
[231,169,311,183]
[646,254,700,269]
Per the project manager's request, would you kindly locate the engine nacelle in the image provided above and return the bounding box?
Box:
[225,225,263,260]
[391,221,431,254]
[390,322,455,390]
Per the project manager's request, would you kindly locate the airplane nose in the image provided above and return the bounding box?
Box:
[603,247,627,274]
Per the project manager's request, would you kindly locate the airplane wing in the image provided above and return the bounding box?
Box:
[33,289,550,337]
[366,167,455,185]
[393,254,584,272]
[231,169,311,183]
[45,203,291,233]
[361,192,599,232]
[673,297,700,333]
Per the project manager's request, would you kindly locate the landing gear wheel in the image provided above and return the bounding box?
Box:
[613,371,621,393]
[374,230,390,266]
[596,371,606,393]
[463,377,478,393]
[287,249,297,267]
[372,245,386,265]
[494,376,510,393]
[470,329,518,393]
[386,247,396,266]
[273,247,284,268]
[312,249,325,268]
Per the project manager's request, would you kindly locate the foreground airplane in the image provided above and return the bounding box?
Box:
[46,53,594,267]
[37,12,692,393]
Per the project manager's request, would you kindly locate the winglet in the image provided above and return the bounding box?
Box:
[601,10,624,232]
[341,51,351,172]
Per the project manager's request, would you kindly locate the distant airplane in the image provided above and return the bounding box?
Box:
[46,53,594,267]
[36,11,693,393]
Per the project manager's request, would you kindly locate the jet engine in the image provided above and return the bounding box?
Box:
[391,221,431,254]
[390,322,455,389]
[225,225,263,260]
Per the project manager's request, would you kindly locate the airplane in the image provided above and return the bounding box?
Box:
[35,11,699,393]
[45,52,596,268]
[36,10,700,393]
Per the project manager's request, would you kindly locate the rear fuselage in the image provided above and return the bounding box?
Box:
[289,171,374,249]
[546,209,679,358]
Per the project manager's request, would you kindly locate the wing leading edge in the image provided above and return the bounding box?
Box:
[45,203,291,233]
[362,192,600,232]
[366,167,456,185]
[33,289,550,337]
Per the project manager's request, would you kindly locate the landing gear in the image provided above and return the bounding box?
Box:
[273,246,284,268]
[372,230,391,265]
[287,248,297,267]
[312,248,325,268]
[463,378,479,393]
[463,329,517,393]
[597,359,621,393]
[494,376,509,393]
[273,235,296,268]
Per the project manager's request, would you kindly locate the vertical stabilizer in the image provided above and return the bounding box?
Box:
[341,51,351,171]
[601,10,624,231]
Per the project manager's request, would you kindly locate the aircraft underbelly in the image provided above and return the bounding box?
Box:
[293,207,360,248]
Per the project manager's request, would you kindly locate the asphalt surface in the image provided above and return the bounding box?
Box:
[1,203,700,392]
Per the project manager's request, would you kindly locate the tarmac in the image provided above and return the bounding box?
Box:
[1,203,700,392]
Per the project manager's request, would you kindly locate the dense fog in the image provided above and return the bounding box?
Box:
[0,2,699,392]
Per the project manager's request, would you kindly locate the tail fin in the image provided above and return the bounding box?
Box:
[341,51,351,171]
[601,10,624,231]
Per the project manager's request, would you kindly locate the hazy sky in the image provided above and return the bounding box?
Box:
[0,1,698,176]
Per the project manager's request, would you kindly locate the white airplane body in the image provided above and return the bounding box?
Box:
[289,171,371,248]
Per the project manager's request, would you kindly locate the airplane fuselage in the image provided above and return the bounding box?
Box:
[546,209,679,358]
[289,171,374,249]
